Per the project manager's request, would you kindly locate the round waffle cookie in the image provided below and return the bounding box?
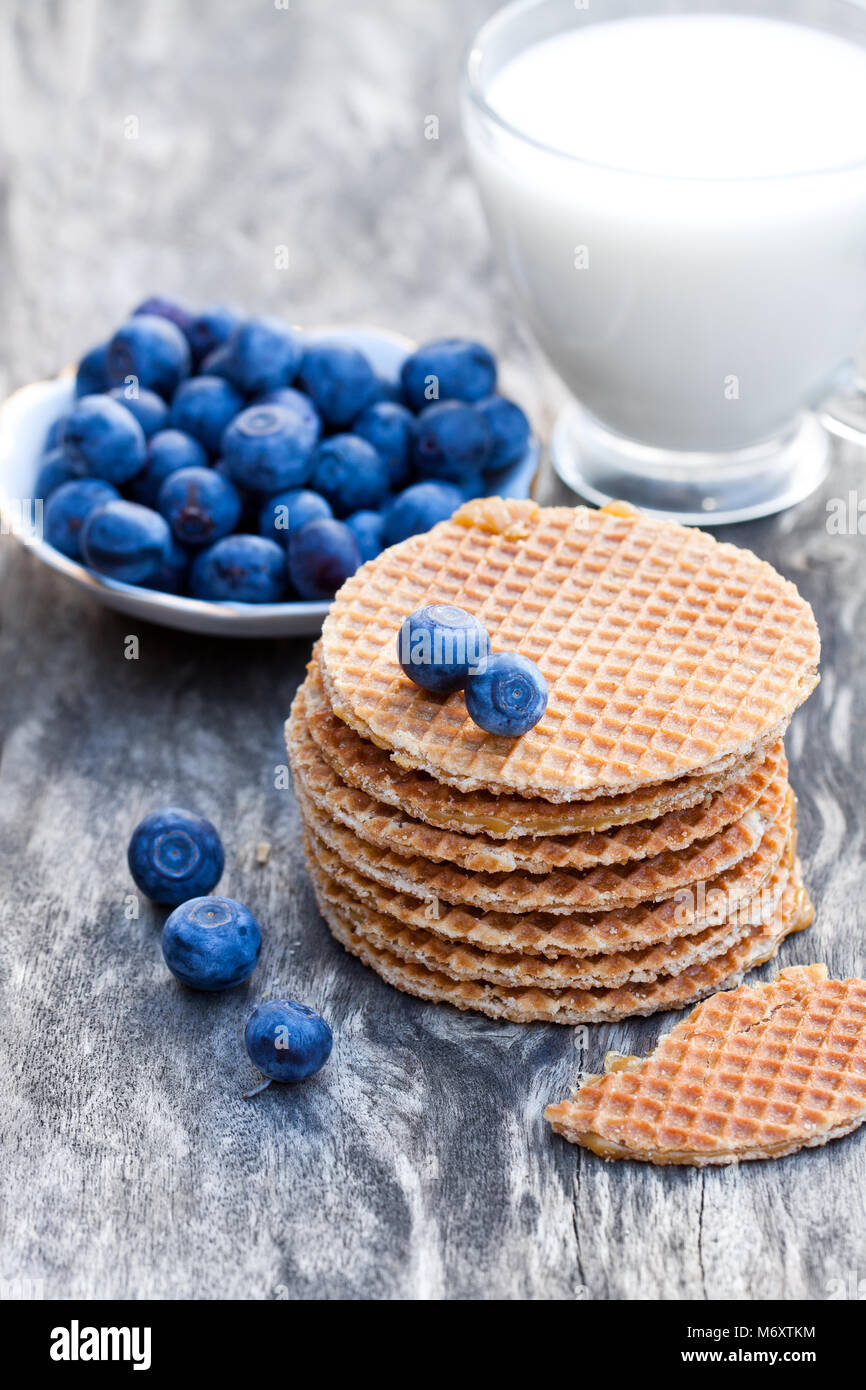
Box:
[544,965,866,1163]
[300,821,793,959]
[319,498,820,800]
[287,688,787,874]
[302,651,774,837]
[307,853,798,991]
[311,869,813,1025]
[293,775,791,914]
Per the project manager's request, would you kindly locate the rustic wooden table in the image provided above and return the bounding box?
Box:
[1,0,864,1302]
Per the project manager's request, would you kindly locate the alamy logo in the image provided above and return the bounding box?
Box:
[50,1320,152,1370]
[398,622,487,674]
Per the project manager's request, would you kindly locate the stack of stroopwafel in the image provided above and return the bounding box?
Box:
[287,498,820,1024]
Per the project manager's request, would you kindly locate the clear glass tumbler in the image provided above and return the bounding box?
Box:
[461,0,866,523]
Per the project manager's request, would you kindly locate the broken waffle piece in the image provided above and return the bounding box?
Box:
[545,965,866,1165]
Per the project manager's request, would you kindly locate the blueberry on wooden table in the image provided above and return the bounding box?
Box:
[161,897,262,992]
[243,1000,332,1096]
[127,806,225,905]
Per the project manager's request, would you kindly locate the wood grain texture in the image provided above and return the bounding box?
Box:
[0,0,864,1302]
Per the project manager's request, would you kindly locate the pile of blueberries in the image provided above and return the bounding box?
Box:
[398,603,548,737]
[128,805,332,1094]
[37,296,531,603]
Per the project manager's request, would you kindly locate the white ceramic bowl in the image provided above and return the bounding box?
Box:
[0,327,539,637]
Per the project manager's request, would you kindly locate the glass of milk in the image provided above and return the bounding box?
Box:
[462,0,866,522]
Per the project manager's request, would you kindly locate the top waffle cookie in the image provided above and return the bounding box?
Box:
[320,499,820,800]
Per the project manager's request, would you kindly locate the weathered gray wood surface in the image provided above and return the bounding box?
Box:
[1,0,864,1302]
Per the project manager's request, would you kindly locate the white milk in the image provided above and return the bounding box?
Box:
[464,12,866,452]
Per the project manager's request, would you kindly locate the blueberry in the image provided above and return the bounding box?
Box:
[412,400,492,482]
[198,346,233,380]
[161,896,261,991]
[367,376,402,405]
[35,448,88,500]
[190,534,286,603]
[244,1000,332,1091]
[79,499,172,584]
[128,806,225,905]
[382,480,464,546]
[43,479,120,560]
[61,395,147,484]
[106,315,191,399]
[221,315,303,395]
[259,488,332,548]
[108,386,169,440]
[157,466,242,547]
[141,539,189,595]
[345,509,385,563]
[75,343,111,398]
[43,417,67,453]
[132,294,194,337]
[127,429,210,507]
[309,434,390,517]
[400,337,497,412]
[169,375,245,456]
[287,518,360,600]
[222,403,316,493]
[295,341,378,428]
[186,305,242,364]
[253,387,321,453]
[397,604,490,694]
[353,401,415,490]
[464,651,548,737]
[475,395,531,471]
[213,460,261,531]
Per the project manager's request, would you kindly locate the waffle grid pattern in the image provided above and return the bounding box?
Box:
[288,689,786,874]
[308,853,796,991]
[544,967,866,1163]
[302,824,792,959]
[293,775,787,914]
[320,501,819,799]
[303,652,773,836]
[313,875,811,1025]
